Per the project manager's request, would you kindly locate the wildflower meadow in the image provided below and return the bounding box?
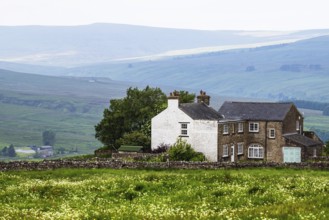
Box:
[0,168,328,219]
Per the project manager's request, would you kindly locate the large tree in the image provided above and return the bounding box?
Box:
[95,86,167,149]
[42,130,56,146]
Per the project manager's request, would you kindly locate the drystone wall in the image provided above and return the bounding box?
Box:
[1,159,329,171]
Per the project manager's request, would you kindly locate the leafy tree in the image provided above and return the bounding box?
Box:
[117,131,151,152]
[95,86,167,149]
[168,138,205,161]
[177,90,195,103]
[42,130,56,146]
[8,144,16,157]
[1,146,8,156]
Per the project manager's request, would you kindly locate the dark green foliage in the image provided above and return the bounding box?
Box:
[177,90,195,103]
[7,145,16,157]
[124,190,138,202]
[248,186,264,195]
[1,146,8,156]
[95,86,167,149]
[152,143,170,153]
[168,139,205,161]
[117,131,151,152]
[1,144,16,157]
[42,130,56,146]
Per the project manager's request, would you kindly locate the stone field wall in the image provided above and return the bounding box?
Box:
[1,158,329,171]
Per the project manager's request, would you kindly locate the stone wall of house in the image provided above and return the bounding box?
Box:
[218,121,286,163]
[283,105,303,134]
[218,121,246,162]
[266,121,285,163]
[1,159,329,171]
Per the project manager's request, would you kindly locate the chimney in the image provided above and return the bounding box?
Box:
[167,90,179,108]
[197,90,210,105]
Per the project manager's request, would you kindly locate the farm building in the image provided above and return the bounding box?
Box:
[151,91,323,163]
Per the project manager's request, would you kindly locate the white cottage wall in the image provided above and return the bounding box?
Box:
[151,102,193,150]
[191,120,218,161]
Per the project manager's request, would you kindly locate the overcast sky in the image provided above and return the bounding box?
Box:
[1,0,329,30]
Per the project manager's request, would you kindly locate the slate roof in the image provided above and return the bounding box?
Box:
[284,134,322,147]
[218,101,295,121]
[179,103,223,120]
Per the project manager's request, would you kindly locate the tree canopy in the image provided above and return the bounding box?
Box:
[95,86,167,149]
[42,130,56,146]
[176,90,195,103]
[1,144,16,157]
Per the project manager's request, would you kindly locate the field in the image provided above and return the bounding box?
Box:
[0,69,136,153]
[0,168,329,219]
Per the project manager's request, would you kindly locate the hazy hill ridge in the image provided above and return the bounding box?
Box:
[1,23,329,66]
[66,35,329,102]
[0,24,329,102]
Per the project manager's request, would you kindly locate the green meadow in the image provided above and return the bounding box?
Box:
[0,168,328,219]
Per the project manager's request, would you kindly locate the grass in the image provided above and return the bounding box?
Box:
[0,101,102,154]
[305,115,329,131]
[0,168,329,219]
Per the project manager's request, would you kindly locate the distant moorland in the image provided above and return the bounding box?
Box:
[1,24,329,156]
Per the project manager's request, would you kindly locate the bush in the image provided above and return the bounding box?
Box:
[152,143,170,153]
[116,131,151,152]
[168,139,205,161]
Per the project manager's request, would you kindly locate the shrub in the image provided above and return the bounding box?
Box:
[168,138,205,161]
[116,131,151,152]
[152,143,170,153]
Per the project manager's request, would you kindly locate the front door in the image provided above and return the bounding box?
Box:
[231,145,235,162]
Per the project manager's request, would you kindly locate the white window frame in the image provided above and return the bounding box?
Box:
[223,144,229,157]
[180,123,188,136]
[248,144,264,159]
[237,143,244,155]
[232,123,235,134]
[269,128,275,138]
[238,122,244,133]
[249,122,259,132]
[223,124,229,134]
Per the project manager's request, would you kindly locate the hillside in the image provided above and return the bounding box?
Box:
[1,24,329,67]
[0,69,139,152]
[67,36,329,102]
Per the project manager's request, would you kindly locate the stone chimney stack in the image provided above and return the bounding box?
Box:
[197,90,210,105]
[167,90,180,108]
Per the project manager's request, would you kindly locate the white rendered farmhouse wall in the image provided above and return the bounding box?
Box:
[151,95,220,161]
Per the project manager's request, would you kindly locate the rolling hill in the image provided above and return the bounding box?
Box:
[0,69,140,152]
[1,23,329,67]
[65,35,329,102]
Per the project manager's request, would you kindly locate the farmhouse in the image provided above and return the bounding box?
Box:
[37,145,54,158]
[151,91,323,163]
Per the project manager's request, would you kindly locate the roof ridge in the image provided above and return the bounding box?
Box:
[229,101,293,104]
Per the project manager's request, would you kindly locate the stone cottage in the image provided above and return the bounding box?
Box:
[218,101,323,163]
[151,91,323,163]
